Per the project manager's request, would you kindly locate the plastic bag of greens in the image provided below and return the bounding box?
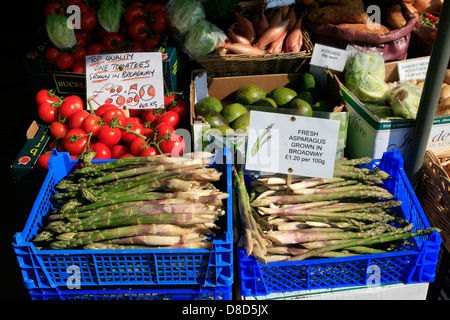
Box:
[388,82,422,119]
[344,48,389,104]
[166,0,205,35]
[182,19,227,59]
[45,14,77,50]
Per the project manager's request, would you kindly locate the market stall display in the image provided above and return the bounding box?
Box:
[9,0,450,301]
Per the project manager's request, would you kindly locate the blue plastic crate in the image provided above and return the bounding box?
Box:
[28,286,233,300]
[13,149,233,290]
[238,149,442,297]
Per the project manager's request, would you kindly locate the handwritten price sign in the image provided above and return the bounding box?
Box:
[85,52,164,110]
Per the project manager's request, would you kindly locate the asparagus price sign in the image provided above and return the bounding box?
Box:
[85,52,164,110]
[245,110,340,178]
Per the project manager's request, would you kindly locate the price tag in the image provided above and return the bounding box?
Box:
[310,43,348,72]
[85,52,164,110]
[397,57,430,81]
[245,110,340,179]
[265,0,295,9]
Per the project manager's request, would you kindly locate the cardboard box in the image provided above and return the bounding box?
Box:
[343,56,450,160]
[23,40,183,97]
[190,71,348,163]
[10,121,51,212]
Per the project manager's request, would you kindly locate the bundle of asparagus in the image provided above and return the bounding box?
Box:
[33,151,230,250]
[234,157,439,264]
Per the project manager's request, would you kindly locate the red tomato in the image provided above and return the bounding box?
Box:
[145,3,167,13]
[103,107,127,126]
[143,108,163,123]
[143,34,161,51]
[154,122,175,141]
[90,142,111,159]
[121,120,145,143]
[56,53,74,70]
[71,59,86,73]
[129,137,149,156]
[129,41,144,52]
[111,144,130,159]
[72,46,87,61]
[38,101,59,123]
[95,103,118,117]
[128,18,149,42]
[98,125,122,147]
[142,121,156,139]
[140,146,159,157]
[160,134,185,156]
[157,110,180,129]
[103,32,125,52]
[168,99,189,120]
[80,11,97,32]
[44,2,65,16]
[50,121,69,139]
[83,114,103,136]
[87,43,106,55]
[63,128,89,155]
[119,153,134,158]
[148,11,168,34]
[36,89,61,105]
[164,92,180,107]
[68,110,89,129]
[124,6,145,24]
[37,153,52,169]
[45,47,60,62]
[59,95,84,120]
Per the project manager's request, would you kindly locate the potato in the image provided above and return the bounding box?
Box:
[387,4,407,29]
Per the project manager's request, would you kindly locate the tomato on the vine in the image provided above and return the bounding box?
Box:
[38,101,59,124]
[45,47,60,62]
[37,153,52,169]
[143,34,161,51]
[90,142,111,159]
[59,95,84,120]
[102,107,127,126]
[44,2,66,16]
[140,146,159,157]
[36,89,61,105]
[111,144,130,159]
[98,125,122,147]
[121,119,145,143]
[56,53,74,70]
[63,128,89,155]
[128,18,149,42]
[129,137,149,156]
[143,108,163,123]
[142,121,156,139]
[68,109,89,129]
[80,10,97,32]
[83,114,103,136]
[157,110,180,129]
[72,46,87,61]
[160,134,185,156]
[95,103,118,117]
[154,122,175,142]
[148,10,168,34]
[87,43,106,55]
[124,6,145,24]
[168,99,189,120]
[72,59,86,73]
[50,121,69,139]
[164,92,180,108]
[103,32,125,52]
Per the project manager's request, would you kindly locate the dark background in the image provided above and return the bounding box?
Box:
[3,1,45,300]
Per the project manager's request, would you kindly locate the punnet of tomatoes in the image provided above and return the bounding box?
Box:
[36,88,190,169]
[43,0,168,73]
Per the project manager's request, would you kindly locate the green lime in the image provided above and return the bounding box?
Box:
[296,91,313,106]
[235,85,267,105]
[221,103,248,123]
[313,100,333,112]
[197,96,223,113]
[269,87,297,107]
[198,109,229,128]
[252,97,278,108]
[289,98,313,117]
[231,112,250,132]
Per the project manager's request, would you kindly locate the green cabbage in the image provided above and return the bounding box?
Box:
[388,82,422,119]
[182,19,227,59]
[344,51,389,104]
[45,14,77,50]
[166,0,205,35]
[98,0,124,33]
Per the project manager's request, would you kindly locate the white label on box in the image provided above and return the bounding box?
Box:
[310,44,348,72]
[265,0,295,9]
[85,52,164,110]
[397,57,430,81]
[245,110,339,178]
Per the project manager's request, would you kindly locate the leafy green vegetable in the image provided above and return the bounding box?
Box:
[203,0,240,19]
[98,0,125,33]
[166,0,205,35]
[388,82,422,119]
[45,14,77,50]
[182,19,227,59]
